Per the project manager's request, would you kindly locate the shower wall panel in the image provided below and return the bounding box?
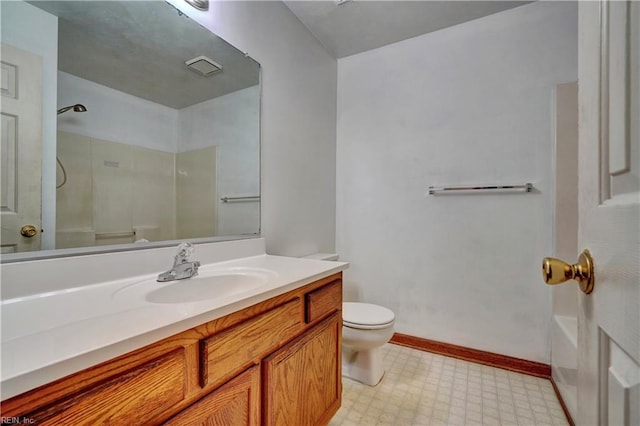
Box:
[91,137,135,245]
[56,132,93,233]
[178,86,260,236]
[130,146,176,242]
[175,146,217,240]
[56,132,176,248]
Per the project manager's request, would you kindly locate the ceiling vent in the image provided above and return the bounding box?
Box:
[185,55,222,77]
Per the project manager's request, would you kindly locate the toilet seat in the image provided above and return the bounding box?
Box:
[343,302,395,330]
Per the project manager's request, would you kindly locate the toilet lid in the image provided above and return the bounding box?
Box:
[343,302,395,327]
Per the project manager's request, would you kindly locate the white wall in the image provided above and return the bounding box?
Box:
[336,2,577,363]
[1,1,58,249]
[166,0,338,256]
[58,72,179,153]
[179,86,260,235]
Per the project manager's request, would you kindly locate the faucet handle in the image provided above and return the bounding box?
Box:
[176,242,194,259]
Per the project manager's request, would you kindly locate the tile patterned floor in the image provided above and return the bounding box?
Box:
[329,343,569,426]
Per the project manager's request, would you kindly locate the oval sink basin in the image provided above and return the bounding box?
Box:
[146,269,274,304]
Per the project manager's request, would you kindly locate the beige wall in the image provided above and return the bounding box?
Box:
[130,145,176,242]
[56,131,177,248]
[176,146,217,240]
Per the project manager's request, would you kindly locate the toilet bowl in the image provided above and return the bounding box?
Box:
[342,302,395,386]
[300,254,395,386]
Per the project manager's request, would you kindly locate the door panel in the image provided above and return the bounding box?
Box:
[604,336,639,426]
[578,2,639,425]
[0,43,43,253]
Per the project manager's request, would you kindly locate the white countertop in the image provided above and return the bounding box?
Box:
[0,241,347,400]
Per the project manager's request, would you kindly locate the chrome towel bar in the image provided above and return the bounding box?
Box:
[428,183,533,195]
[221,195,261,203]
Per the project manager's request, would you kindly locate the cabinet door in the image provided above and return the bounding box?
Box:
[164,366,260,426]
[263,313,341,426]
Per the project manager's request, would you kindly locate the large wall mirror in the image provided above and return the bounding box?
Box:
[1,0,261,261]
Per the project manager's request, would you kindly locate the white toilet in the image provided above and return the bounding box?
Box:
[342,302,395,386]
[301,253,396,386]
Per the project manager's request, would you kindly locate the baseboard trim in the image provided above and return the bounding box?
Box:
[390,333,551,378]
[550,376,575,426]
[389,333,576,425]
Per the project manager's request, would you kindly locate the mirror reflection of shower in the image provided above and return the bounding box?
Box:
[56,104,87,188]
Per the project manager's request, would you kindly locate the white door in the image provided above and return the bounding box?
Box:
[0,43,43,253]
[578,1,639,424]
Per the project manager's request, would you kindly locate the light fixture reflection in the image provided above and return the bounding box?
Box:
[185,0,208,11]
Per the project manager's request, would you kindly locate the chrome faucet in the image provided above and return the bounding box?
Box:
[157,242,201,282]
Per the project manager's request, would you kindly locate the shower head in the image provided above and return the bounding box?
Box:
[57,104,87,115]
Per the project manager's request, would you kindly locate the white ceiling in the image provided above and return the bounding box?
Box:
[24,1,533,107]
[284,1,532,58]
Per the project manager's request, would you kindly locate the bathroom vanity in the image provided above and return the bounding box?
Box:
[0,239,347,425]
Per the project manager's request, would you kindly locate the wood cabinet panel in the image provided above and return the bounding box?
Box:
[200,298,303,387]
[263,313,341,426]
[164,366,260,426]
[305,280,342,324]
[22,349,186,425]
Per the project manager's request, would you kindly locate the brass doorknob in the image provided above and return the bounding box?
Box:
[542,249,594,294]
[20,225,38,238]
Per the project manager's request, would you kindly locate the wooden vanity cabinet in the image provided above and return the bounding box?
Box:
[0,273,342,426]
[263,313,341,426]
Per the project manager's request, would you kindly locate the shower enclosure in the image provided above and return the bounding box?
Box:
[551,82,579,420]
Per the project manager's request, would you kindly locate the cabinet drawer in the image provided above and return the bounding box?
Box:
[305,280,342,324]
[23,349,186,425]
[200,298,303,387]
